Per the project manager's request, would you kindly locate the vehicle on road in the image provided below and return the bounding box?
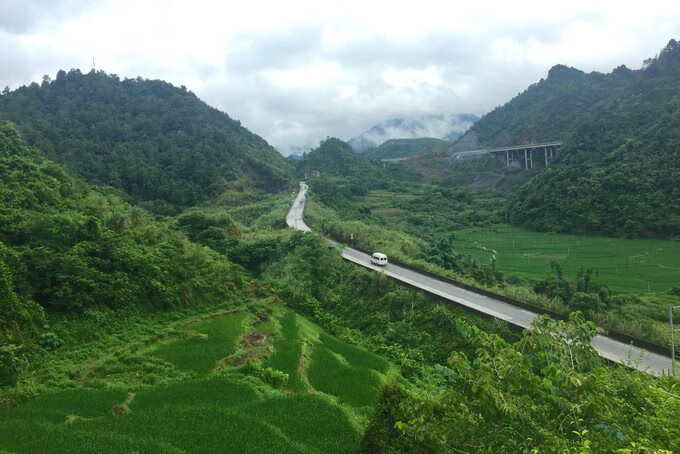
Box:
[370,252,388,266]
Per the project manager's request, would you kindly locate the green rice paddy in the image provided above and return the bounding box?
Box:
[454,225,680,293]
[0,376,360,454]
[148,312,248,374]
[319,332,390,374]
[0,308,390,453]
[264,311,306,392]
[307,347,383,408]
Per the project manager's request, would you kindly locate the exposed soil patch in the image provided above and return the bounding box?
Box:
[244,331,268,348]
[257,308,273,323]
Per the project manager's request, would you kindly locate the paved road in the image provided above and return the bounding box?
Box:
[288,183,673,375]
[285,182,311,232]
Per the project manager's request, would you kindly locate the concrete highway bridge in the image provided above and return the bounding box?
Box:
[452,141,563,169]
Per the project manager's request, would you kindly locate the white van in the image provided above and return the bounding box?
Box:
[370,252,388,266]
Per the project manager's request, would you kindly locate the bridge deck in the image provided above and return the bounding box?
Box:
[463,141,563,154]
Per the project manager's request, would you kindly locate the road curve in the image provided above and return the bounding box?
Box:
[285,182,311,232]
[288,183,673,375]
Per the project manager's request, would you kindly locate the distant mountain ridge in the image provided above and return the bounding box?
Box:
[348,114,478,152]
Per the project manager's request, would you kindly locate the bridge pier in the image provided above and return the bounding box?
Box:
[475,141,562,169]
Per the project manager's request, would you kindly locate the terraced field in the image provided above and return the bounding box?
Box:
[0,308,392,453]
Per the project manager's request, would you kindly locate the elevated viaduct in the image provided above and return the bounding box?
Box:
[452,141,563,169]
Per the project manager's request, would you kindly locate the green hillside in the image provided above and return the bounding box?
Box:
[464,63,634,147]
[0,46,679,454]
[508,40,680,238]
[0,308,372,454]
[450,40,680,238]
[298,137,423,219]
[0,121,245,385]
[298,137,378,178]
[0,70,294,213]
[363,137,451,160]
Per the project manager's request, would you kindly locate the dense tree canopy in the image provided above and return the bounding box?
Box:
[508,40,680,238]
[0,122,246,383]
[464,63,634,147]
[0,70,294,212]
[298,137,380,179]
[450,40,680,238]
[363,313,680,453]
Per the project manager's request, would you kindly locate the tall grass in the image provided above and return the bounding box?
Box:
[0,373,361,454]
[243,394,362,453]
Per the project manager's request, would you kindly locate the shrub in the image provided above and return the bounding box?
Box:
[667,286,680,296]
[0,344,20,386]
[569,292,602,313]
[239,363,289,388]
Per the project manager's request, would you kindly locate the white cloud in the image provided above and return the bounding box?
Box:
[382,66,443,89]
[1,0,679,154]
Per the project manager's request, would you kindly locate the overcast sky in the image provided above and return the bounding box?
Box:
[2,0,680,154]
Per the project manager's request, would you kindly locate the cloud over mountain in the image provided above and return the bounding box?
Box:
[348,114,478,152]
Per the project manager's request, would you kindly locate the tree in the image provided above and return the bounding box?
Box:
[364,313,680,452]
[533,261,573,304]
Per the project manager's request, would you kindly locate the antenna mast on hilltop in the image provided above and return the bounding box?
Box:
[92,57,96,71]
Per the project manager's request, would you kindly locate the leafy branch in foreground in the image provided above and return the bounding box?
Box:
[364,313,680,453]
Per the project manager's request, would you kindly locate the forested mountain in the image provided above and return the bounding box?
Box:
[459,63,634,148]
[298,137,378,178]
[0,122,245,384]
[507,40,680,238]
[363,137,451,160]
[0,70,293,213]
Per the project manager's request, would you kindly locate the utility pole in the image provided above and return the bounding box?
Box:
[672,305,675,376]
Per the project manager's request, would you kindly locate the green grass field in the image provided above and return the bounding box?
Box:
[454,225,680,293]
[319,333,391,374]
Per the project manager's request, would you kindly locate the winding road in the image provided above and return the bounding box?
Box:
[287,182,673,375]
